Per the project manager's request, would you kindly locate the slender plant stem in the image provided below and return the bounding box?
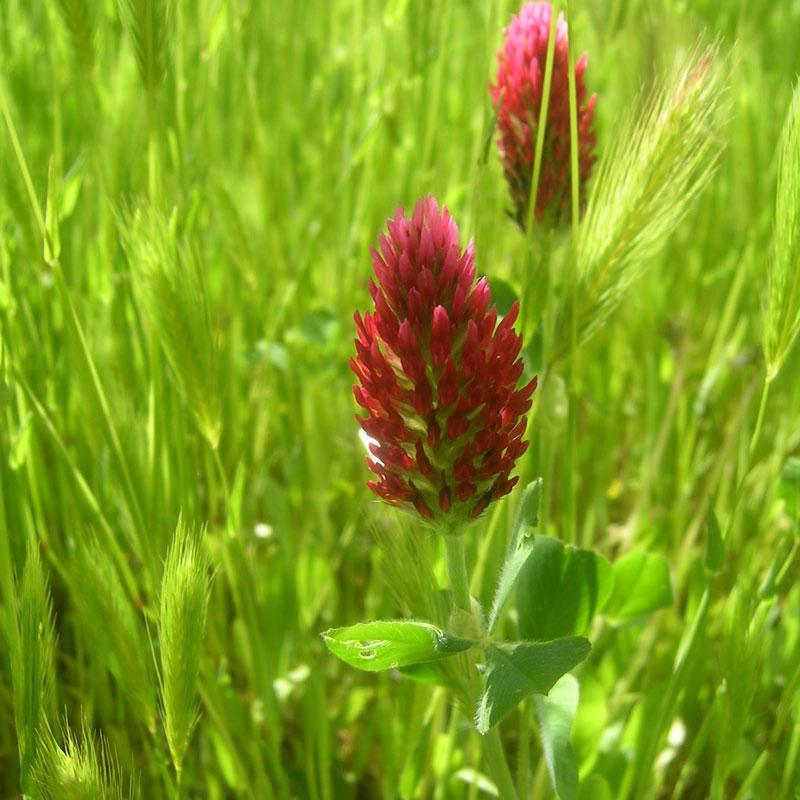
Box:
[0,81,47,239]
[147,94,160,204]
[525,4,559,238]
[732,750,769,800]
[483,727,520,800]
[748,379,770,460]
[781,721,800,796]
[564,0,581,547]
[0,464,19,658]
[516,701,532,797]
[444,535,471,612]
[443,535,518,800]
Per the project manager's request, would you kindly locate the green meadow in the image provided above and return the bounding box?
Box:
[2,0,800,797]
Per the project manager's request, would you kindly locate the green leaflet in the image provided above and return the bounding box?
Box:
[476,638,590,733]
[517,538,614,641]
[322,620,475,672]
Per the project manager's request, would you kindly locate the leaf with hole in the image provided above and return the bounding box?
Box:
[322,620,475,672]
[476,637,590,733]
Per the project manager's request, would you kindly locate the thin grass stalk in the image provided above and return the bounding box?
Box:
[564,0,581,546]
[0,476,25,791]
[16,375,140,599]
[1,91,155,577]
[52,263,155,577]
[525,4,560,239]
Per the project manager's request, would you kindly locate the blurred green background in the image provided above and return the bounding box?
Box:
[2,0,800,797]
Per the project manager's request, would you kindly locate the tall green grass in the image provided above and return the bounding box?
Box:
[1,0,800,797]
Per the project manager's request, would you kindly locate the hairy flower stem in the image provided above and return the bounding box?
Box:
[443,535,519,800]
[444,535,471,612]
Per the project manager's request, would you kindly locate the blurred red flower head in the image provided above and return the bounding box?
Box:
[491,2,597,227]
[351,197,537,524]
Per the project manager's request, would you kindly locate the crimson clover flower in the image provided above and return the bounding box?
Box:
[351,197,537,523]
[491,2,597,228]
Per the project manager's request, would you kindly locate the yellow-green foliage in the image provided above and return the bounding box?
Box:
[570,44,726,348]
[158,517,210,772]
[764,81,800,381]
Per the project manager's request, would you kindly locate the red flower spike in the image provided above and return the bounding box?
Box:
[490,2,597,228]
[352,196,537,524]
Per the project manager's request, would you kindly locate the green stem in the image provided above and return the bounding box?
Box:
[483,727,520,800]
[0,462,20,659]
[732,750,769,800]
[443,536,518,800]
[516,701,532,797]
[444,535,471,612]
[564,0,581,546]
[147,95,159,203]
[721,377,771,545]
[524,5,559,237]
[748,379,770,461]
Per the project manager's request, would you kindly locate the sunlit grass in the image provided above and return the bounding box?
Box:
[1,0,800,798]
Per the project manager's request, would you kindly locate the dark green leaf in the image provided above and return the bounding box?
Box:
[476,638,590,733]
[322,620,475,672]
[535,674,580,800]
[517,539,613,641]
[605,552,673,619]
